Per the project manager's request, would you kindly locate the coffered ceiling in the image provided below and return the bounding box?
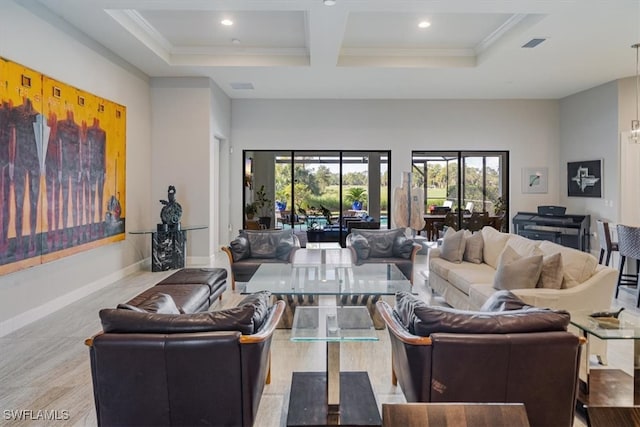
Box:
[24,0,640,99]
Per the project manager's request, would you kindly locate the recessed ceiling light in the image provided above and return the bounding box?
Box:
[323,0,336,5]
[418,21,431,29]
[221,19,233,26]
[232,38,241,45]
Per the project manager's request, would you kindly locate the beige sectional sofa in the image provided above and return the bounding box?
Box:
[428,226,618,361]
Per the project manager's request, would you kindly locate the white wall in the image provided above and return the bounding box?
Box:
[559,81,619,232]
[230,99,561,235]
[0,2,152,332]
[150,78,230,260]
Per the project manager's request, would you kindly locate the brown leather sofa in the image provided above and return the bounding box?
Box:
[376,292,583,427]
[222,229,301,290]
[346,228,421,283]
[86,294,285,427]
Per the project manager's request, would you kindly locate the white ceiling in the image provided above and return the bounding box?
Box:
[27,0,640,100]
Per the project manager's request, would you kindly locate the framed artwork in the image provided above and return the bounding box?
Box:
[567,160,602,198]
[0,57,126,275]
[522,167,548,194]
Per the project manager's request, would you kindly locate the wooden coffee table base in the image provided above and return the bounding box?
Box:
[286,372,381,426]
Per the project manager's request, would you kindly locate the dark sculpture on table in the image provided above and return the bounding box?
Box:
[158,185,183,231]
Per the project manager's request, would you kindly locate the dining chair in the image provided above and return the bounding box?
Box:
[596,220,618,267]
[466,212,488,233]
[615,224,640,306]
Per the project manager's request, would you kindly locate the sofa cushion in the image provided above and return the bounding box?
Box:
[230,236,251,261]
[395,292,570,337]
[447,264,496,295]
[440,228,466,263]
[157,268,228,294]
[240,229,296,259]
[493,246,543,291]
[538,241,598,288]
[506,234,542,257]
[537,252,564,290]
[99,304,257,335]
[127,285,210,314]
[481,226,511,269]
[238,291,272,332]
[350,234,371,260]
[480,290,530,312]
[463,231,484,264]
[394,291,429,332]
[117,292,182,314]
[351,228,404,258]
[275,232,297,261]
[468,284,500,310]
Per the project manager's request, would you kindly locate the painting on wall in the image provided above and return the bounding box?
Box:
[522,167,548,194]
[0,57,126,275]
[567,160,602,198]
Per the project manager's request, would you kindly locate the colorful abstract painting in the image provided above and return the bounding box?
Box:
[0,57,126,274]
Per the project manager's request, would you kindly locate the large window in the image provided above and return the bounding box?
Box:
[412,151,509,229]
[243,150,391,245]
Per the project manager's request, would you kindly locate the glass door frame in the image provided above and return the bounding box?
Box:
[242,150,392,245]
[412,150,509,232]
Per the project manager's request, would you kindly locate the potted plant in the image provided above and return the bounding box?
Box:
[345,187,367,211]
[244,202,257,220]
[255,185,272,228]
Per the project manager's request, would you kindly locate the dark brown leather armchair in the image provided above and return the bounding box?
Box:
[376,299,583,427]
[86,300,285,427]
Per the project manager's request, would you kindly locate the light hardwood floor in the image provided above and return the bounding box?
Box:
[0,253,635,427]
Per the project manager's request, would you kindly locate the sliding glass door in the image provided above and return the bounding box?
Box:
[412,151,509,232]
[243,150,390,246]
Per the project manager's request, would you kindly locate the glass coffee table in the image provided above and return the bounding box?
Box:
[570,310,640,406]
[286,306,381,426]
[243,250,413,329]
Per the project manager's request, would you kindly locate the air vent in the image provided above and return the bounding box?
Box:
[230,82,254,90]
[522,38,546,48]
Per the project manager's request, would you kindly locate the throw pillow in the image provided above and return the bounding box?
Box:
[463,231,484,264]
[230,236,251,261]
[481,226,511,269]
[440,228,466,263]
[393,235,415,259]
[117,292,182,314]
[493,246,543,291]
[480,290,530,312]
[536,252,564,289]
[350,234,371,261]
[238,291,272,332]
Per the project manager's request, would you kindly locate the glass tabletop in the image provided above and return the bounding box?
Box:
[243,262,413,295]
[290,306,378,342]
[128,225,207,234]
[570,310,640,340]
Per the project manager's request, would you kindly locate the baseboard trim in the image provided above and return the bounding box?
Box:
[0,259,147,337]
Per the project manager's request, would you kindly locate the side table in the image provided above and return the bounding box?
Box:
[129,225,207,271]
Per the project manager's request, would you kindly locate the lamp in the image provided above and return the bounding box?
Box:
[631,43,640,143]
[323,0,336,5]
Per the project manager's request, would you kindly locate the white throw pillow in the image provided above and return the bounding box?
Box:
[440,228,466,263]
[537,252,564,289]
[493,246,543,291]
[463,231,484,264]
[481,226,511,269]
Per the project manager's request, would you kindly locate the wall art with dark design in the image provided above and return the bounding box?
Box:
[567,160,602,198]
[0,57,126,275]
